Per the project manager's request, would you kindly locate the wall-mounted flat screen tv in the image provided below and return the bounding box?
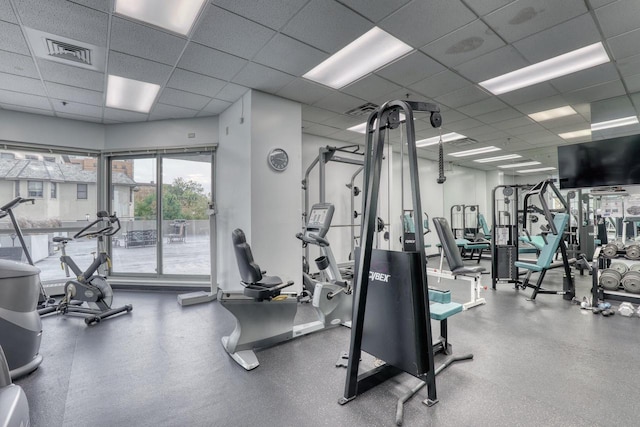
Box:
[558,134,640,189]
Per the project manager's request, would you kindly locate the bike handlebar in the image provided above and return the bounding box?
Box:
[74,212,121,239]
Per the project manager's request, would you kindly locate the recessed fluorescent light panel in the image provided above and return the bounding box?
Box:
[114,0,207,35]
[558,129,591,139]
[480,42,609,95]
[416,132,466,147]
[517,167,556,173]
[303,27,412,89]
[528,106,577,122]
[498,161,541,169]
[106,75,160,113]
[449,146,500,157]
[474,154,522,163]
[591,115,639,131]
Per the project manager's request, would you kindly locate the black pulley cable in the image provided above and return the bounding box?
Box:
[437,128,446,184]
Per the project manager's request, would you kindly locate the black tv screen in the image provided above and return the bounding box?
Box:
[558,134,640,189]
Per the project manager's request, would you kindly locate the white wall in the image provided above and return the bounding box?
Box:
[0,110,104,150]
[250,91,301,288]
[217,92,252,290]
[104,116,218,150]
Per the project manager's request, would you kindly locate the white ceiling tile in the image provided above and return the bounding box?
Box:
[458,97,508,116]
[13,0,108,46]
[313,91,367,114]
[493,116,534,130]
[158,88,211,110]
[253,34,328,76]
[0,89,50,110]
[464,125,501,138]
[303,123,342,137]
[375,52,445,86]
[45,82,102,106]
[54,101,102,118]
[110,17,186,66]
[321,114,362,130]
[0,103,53,116]
[497,82,558,105]
[0,0,17,23]
[215,83,249,102]
[0,51,38,79]
[337,0,411,22]
[0,20,29,55]
[103,107,148,122]
[68,0,110,12]
[368,88,425,107]
[192,6,275,59]
[232,63,295,93]
[409,71,470,98]
[590,0,617,8]
[464,0,515,16]
[421,20,505,68]
[595,0,640,38]
[0,72,45,96]
[617,53,640,77]
[150,103,199,120]
[513,13,600,63]
[505,123,546,137]
[484,0,587,43]
[540,114,589,131]
[438,109,469,124]
[513,95,570,114]
[200,99,231,115]
[302,105,340,123]
[549,63,618,93]
[56,112,102,122]
[380,0,476,47]
[281,0,373,53]
[108,51,173,85]
[455,45,528,82]
[563,80,626,104]
[435,85,489,109]
[37,59,104,91]
[276,78,334,105]
[211,0,308,30]
[608,28,640,60]
[178,43,247,81]
[443,117,483,131]
[342,74,402,101]
[624,73,640,93]
[167,69,226,98]
[329,129,360,142]
[590,95,635,123]
[475,107,522,124]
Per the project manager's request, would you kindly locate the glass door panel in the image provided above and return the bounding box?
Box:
[161,154,211,275]
[110,157,158,274]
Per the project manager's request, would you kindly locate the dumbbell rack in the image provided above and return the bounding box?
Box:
[591,246,640,304]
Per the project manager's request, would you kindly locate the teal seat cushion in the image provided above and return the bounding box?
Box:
[518,247,538,254]
[514,261,544,272]
[428,289,451,304]
[429,302,463,320]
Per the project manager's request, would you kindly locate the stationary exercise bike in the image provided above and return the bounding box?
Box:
[40,211,133,325]
[218,203,352,370]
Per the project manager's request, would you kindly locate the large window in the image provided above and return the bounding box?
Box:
[77,183,88,199]
[28,181,43,198]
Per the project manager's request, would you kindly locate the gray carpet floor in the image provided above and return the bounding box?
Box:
[15,261,639,426]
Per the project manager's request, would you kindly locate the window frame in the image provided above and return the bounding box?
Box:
[77,183,88,200]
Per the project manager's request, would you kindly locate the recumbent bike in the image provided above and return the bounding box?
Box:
[218,203,352,370]
[40,211,132,325]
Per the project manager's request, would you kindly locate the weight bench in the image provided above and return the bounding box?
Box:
[518,235,545,254]
[436,238,489,263]
[0,346,30,427]
[514,213,575,300]
[428,289,462,355]
[431,218,487,310]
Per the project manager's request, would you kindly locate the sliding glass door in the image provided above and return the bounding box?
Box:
[108,150,213,279]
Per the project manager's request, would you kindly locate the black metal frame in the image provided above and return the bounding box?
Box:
[339,100,441,406]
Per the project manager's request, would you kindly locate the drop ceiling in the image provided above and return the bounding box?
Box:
[0,0,639,172]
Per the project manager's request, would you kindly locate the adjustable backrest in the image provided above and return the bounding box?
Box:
[232,229,262,284]
[478,214,490,236]
[433,217,465,271]
[536,213,569,268]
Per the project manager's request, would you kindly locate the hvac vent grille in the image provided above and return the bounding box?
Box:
[345,102,378,116]
[46,39,92,65]
[448,137,478,147]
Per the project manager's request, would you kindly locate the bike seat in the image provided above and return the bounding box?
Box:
[53,237,73,243]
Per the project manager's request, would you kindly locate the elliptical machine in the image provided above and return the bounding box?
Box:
[218,203,352,370]
[39,211,133,325]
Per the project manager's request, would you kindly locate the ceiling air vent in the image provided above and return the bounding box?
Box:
[24,27,105,72]
[45,39,92,65]
[345,103,378,116]
[448,137,478,147]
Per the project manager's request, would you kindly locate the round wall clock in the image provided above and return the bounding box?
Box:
[267,148,289,172]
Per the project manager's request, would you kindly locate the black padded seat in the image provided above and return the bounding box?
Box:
[52,237,73,243]
[254,275,284,288]
[433,217,486,275]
